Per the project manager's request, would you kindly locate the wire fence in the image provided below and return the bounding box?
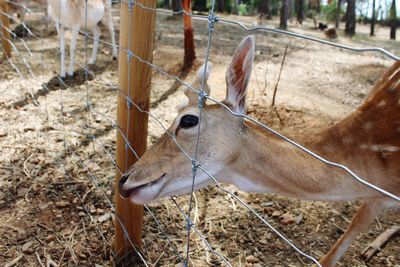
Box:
[0,0,399,266]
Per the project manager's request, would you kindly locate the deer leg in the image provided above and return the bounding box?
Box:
[45,8,49,32]
[362,225,400,260]
[68,27,79,77]
[319,201,383,267]
[89,25,100,65]
[101,10,117,59]
[58,25,66,78]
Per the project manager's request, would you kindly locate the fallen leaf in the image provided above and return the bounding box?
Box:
[246,255,260,263]
[259,239,268,245]
[280,212,295,225]
[55,201,69,208]
[294,214,303,224]
[17,187,29,197]
[22,241,33,253]
[272,210,282,217]
[98,213,112,223]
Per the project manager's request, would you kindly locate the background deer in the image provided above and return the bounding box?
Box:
[119,36,400,266]
[47,0,117,77]
[6,0,26,23]
[7,0,49,25]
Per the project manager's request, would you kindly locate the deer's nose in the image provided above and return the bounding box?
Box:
[118,173,130,198]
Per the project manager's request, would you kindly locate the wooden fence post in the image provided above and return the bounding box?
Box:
[0,0,12,59]
[114,0,156,261]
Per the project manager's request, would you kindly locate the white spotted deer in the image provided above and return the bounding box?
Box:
[6,0,26,23]
[119,36,400,266]
[47,0,117,77]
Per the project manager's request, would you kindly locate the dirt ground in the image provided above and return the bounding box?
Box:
[0,3,399,267]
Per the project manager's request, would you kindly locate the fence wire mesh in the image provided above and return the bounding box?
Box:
[0,0,399,266]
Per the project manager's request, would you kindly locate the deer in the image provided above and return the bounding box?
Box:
[118,36,400,266]
[47,0,117,78]
[7,0,49,25]
[6,0,26,23]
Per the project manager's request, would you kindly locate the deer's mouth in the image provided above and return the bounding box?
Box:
[119,173,166,200]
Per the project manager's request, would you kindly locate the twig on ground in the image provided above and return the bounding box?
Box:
[362,225,400,260]
[271,45,288,107]
[57,225,78,266]
[36,251,45,267]
[4,255,23,267]
[81,185,95,203]
[23,153,35,178]
[45,251,57,267]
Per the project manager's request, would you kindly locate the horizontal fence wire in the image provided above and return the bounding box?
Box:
[1,0,399,266]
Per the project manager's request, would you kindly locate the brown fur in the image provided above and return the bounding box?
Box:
[314,62,400,183]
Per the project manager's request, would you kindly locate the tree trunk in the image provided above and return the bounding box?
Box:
[390,0,396,40]
[171,0,182,13]
[259,0,272,19]
[163,0,170,9]
[345,0,356,35]
[295,0,304,24]
[335,0,341,28]
[217,0,225,12]
[183,0,196,68]
[232,0,238,15]
[370,0,375,36]
[288,0,294,20]
[280,0,289,29]
[193,0,207,12]
[308,0,320,13]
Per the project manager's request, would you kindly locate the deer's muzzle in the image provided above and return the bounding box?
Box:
[118,173,133,198]
[118,172,167,202]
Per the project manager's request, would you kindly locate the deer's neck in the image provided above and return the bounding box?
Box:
[225,119,391,202]
[221,62,400,202]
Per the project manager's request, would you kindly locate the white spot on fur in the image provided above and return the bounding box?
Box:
[363,122,373,130]
[388,69,400,81]
[360,144,399,155]
[377,100,386,107]
[371,145,399,151]
[370,145,399,154]
[360,144,368,149]
[342,137,353,145]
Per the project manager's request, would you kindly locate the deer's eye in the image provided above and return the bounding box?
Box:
[179,115,199,129]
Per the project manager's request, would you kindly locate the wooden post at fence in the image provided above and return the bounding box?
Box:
[0,0,12,59]
[114,0,156,261]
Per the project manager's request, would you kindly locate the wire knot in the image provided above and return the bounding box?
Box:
[126,97,133,109]
[128,0,134,11]
[127,50,133,62]
[208,12,219,31]
[198,90,208,108]
[186,219,194,229]
[191,159,200,174]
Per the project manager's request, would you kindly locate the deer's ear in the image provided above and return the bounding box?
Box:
[184,63,212,106]
[225,36,254,114]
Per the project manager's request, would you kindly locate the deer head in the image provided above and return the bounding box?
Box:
[119,36,255,204]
